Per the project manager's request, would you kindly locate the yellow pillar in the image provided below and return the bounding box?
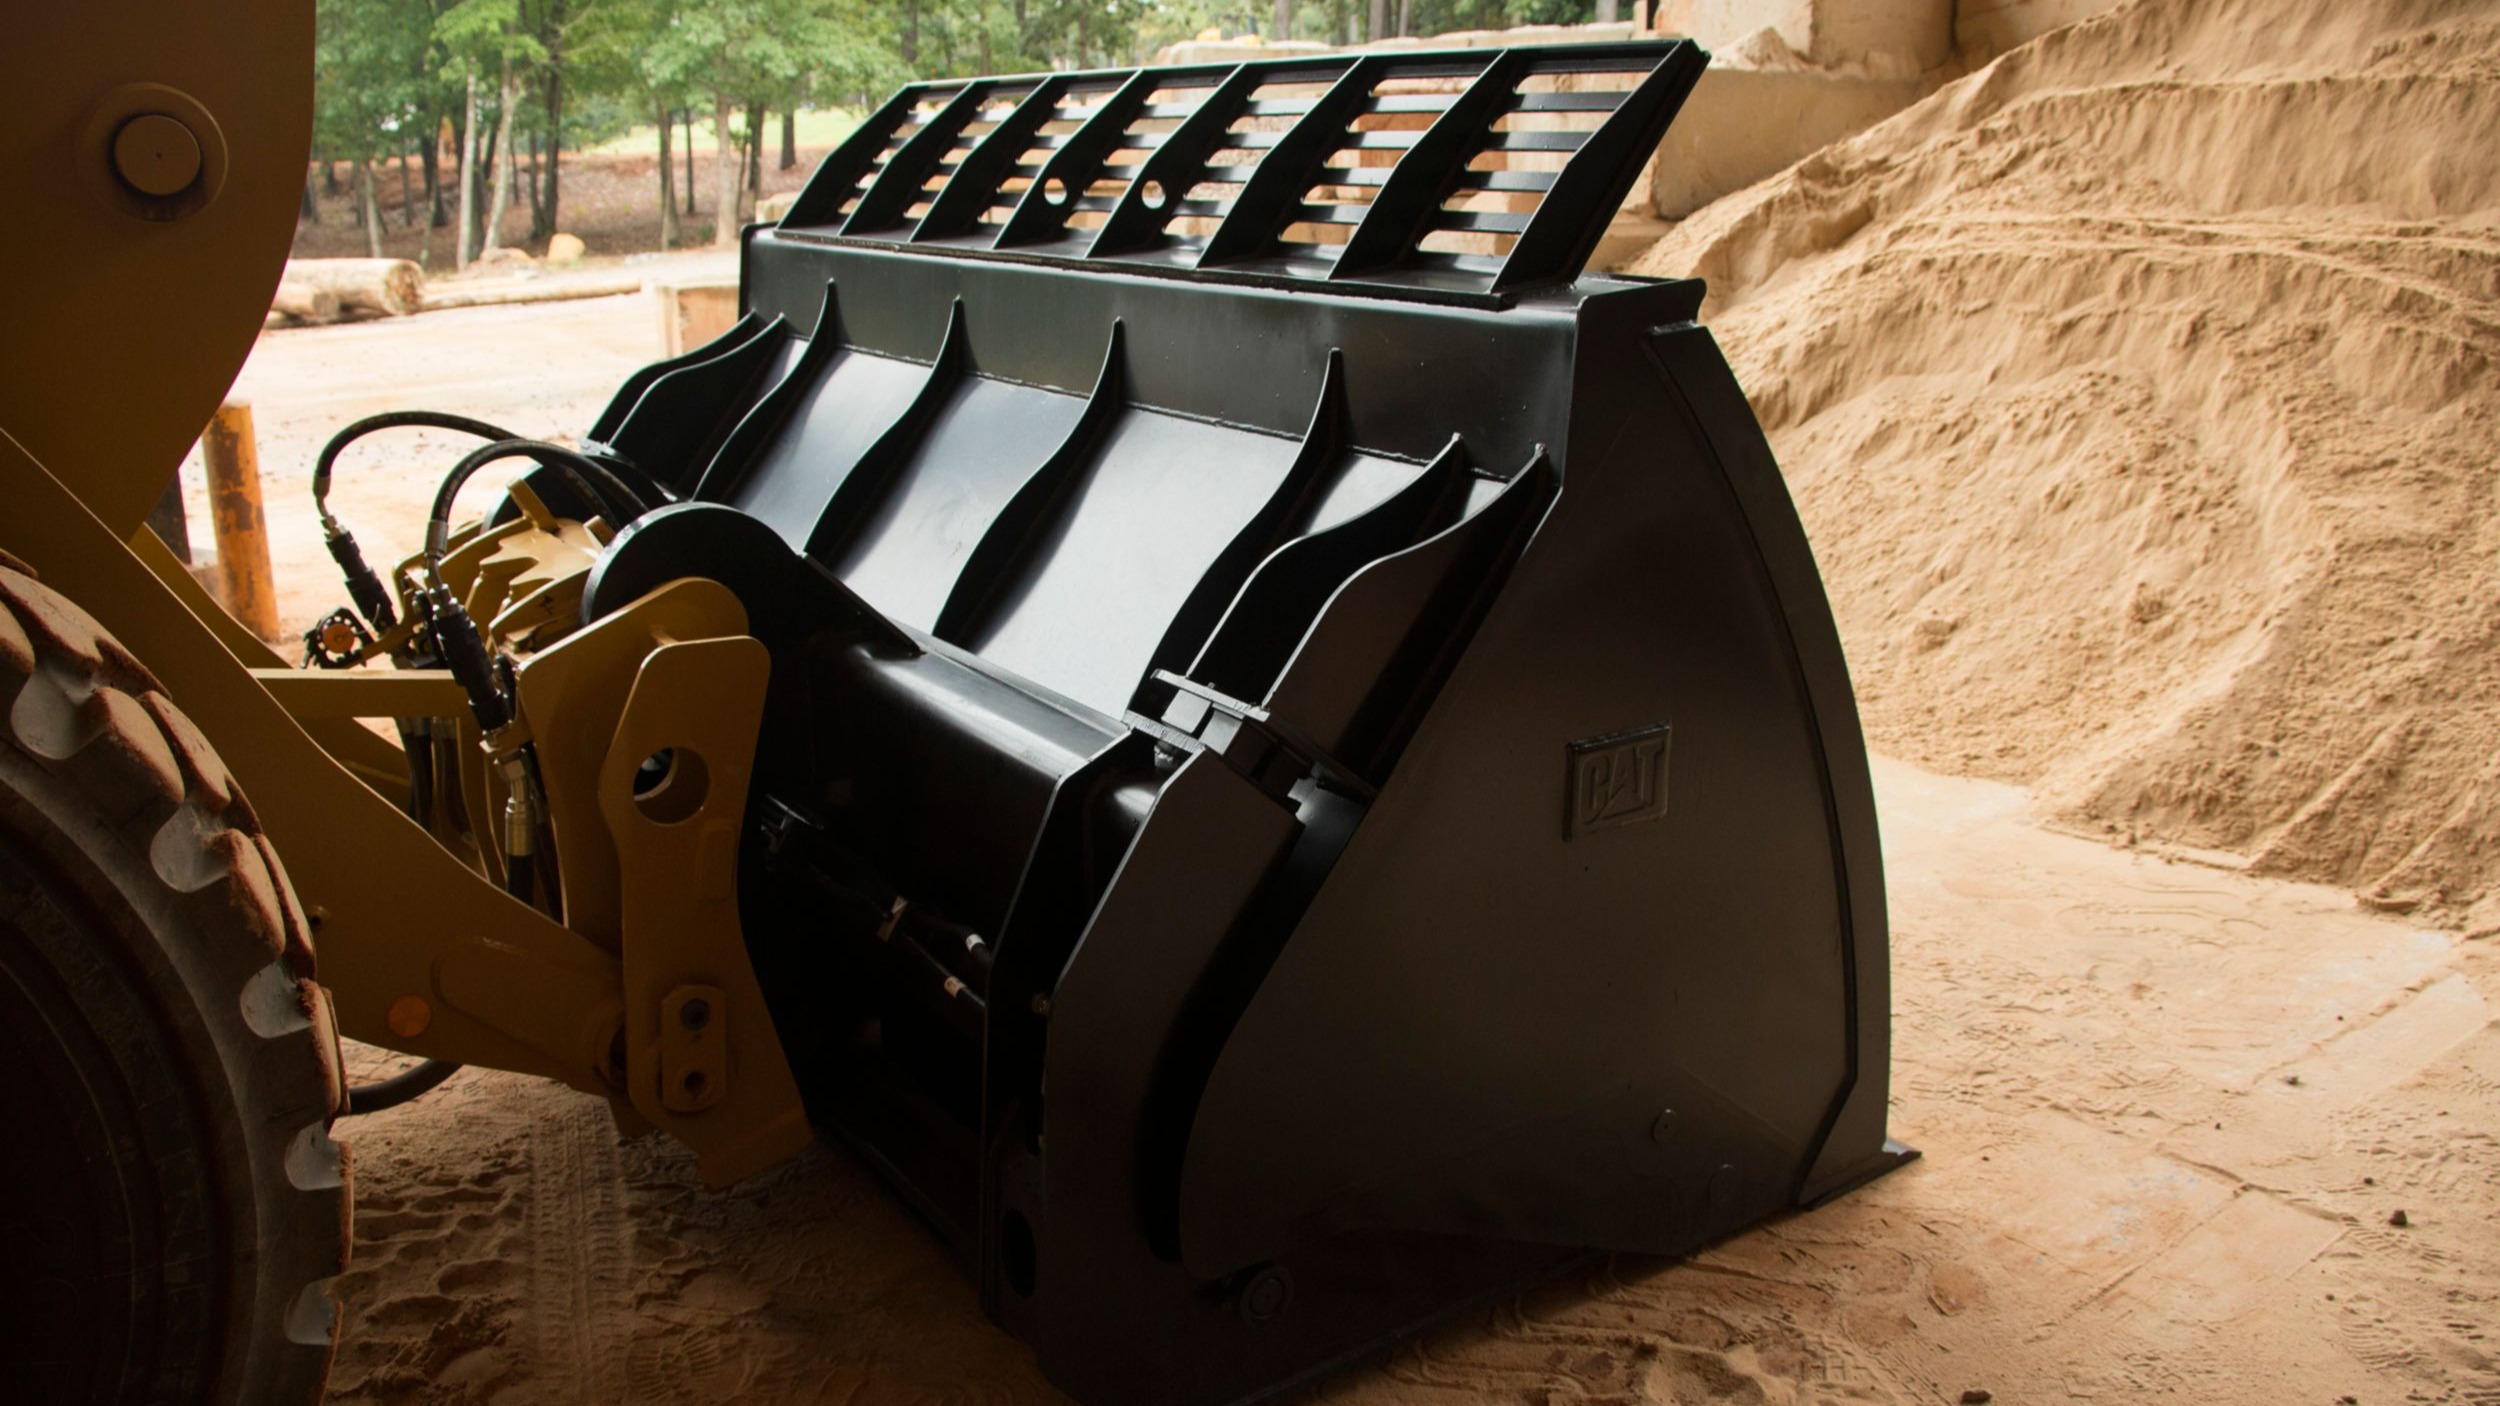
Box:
[199,399,281,643]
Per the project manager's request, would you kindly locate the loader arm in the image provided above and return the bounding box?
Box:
[0,0,811,1185]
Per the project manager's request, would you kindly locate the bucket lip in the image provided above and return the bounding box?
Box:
[760,224,1702,316]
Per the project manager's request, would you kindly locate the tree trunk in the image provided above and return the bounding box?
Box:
[523,130,541,224]
[324,159,342,195]
[486,64,518,253]
[657,99,678,250]
[535,70,564,239]
[902,0,920,64]
[269,282,342,324]
[780,107,796,171]
[286,257,422,315]
[1272,0,1291,40]
[356,162,384,257]
[1396,0,1410,36]
[1596,0,1618,18]
[284,258,425,316]
[745,101,764,206]
[300,173,320,225]
[457,72,480,267]
[682,109,697,213]
[712,92,739,247]
[398,145,415,232]
[421,120,443,229]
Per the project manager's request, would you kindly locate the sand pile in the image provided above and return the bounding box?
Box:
[1630,0,2500,928]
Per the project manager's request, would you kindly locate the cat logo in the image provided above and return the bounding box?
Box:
[1565,723,1672,838]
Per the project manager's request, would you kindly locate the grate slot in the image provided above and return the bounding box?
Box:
[1454,167,1556,192]
[1510,90,1622,112]
[1438,209,1530,234]
[1483,130,1588,153]
[1364,94,1461,116]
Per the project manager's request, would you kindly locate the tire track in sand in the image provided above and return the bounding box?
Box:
[529,1100,635,1404]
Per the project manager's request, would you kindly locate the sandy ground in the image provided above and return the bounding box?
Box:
[198,278,2500,1406]
[328,757,2498,1405]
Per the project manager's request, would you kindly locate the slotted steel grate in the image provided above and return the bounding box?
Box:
[777,40,1702,300]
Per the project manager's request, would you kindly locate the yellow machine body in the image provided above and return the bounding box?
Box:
[0,0,809,1185]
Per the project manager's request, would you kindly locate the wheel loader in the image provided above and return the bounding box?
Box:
[0,6,1910,1403]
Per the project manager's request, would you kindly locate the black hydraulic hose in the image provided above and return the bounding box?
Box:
[317,412,522,527]
[313,412,525,631]
[313,410,522,521]
[555,454,653,528]
[425,439,651,589]
[343,1058,462,1115]
[318,412,651,630]
[503,850,535,903]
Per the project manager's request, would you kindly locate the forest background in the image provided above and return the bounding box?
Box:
[305,0,1610,263]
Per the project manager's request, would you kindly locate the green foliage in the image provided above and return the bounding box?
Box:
[305,0,1608,218]
[312,0,437,159]
[640,0,893,112]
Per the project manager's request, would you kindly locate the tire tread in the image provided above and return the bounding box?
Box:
[0,561,348,1406]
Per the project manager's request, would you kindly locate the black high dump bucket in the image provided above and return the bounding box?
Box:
[575,39,1912,1406]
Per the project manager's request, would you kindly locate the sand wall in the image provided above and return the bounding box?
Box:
[1631,0,2500,929]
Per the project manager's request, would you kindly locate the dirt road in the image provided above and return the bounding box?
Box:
[168,286,673,647]
[206,295,2495,1405]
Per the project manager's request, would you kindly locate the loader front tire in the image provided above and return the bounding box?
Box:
[0,559,348,1405]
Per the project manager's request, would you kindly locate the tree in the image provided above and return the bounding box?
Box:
[436,0,545,262]
[522,0,569,239]
[642,0,889,246]
[313,0,435,254]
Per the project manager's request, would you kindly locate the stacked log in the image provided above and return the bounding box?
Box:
[268,283,341,324]
[270,258,425,326]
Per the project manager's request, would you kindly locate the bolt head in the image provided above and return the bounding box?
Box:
[678,997,712,1032]
[1239,1265,1294,1324]
[112,114,202,197]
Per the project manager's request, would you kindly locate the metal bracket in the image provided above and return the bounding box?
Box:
[1130,669,1375,803]
[595,631,811,1185]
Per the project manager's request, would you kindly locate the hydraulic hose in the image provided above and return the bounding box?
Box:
[316,412,652,631]
[313,410,521,527]
[424,438,651,590]
[503,850,536,904]
[342,1058,462,1115]
[423,437,654,743]
[312,411,525,631]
